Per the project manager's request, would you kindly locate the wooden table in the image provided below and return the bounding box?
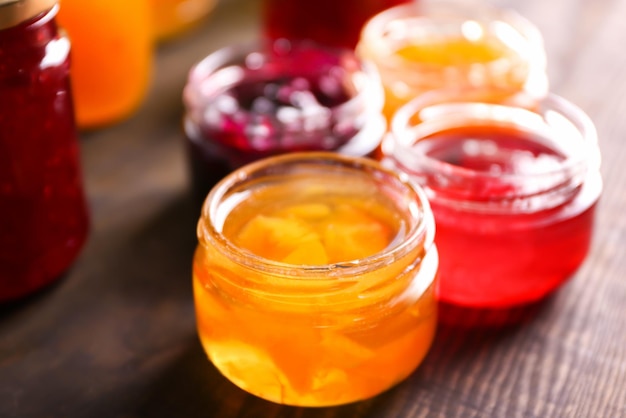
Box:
[1,0,625,416]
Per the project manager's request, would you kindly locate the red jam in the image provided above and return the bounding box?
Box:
[183,40,385,202]
[261,0,410,49]
[386,94,602,325]
[0,5,89,302]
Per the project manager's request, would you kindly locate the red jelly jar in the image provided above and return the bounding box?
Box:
[0,0,89,302]
[261,0,410,50]
[183,39,386,202]
[384,90,602,319]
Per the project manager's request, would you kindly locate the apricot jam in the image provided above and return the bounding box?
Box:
[356,1,548,119]
[193,153,438,406]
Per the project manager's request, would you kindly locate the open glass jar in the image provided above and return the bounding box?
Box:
[356,0,548,119]
[193,152,438,406]
[183,39,386,203]
[383,89,602,324]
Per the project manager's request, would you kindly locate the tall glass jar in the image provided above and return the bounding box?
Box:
[57,0,153,129]
[356,0,548,119]
[0,0,89,302]
[193,152,438,406]
[261,0,410,50]
[148,0,216,41]
[384,89,602,325]
[183,39,386,203]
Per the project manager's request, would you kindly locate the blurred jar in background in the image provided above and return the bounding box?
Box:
[183,39,386,204]
[357,0,548,119]
[0,0,90,302]
[149,0,216,41]
[261,0,411,50]
[57,0,153,129]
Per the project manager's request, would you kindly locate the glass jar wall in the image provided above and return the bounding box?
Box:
[384,89,602,325]
[0,0,89,302]
[356,0,548,119]
[193,152,438,406]
[57,0,153,129]
[183,39,386,203]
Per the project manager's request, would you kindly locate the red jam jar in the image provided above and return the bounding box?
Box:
[0,0,89,302]
[261,0,410,50]
[182,39,386,202]
[384,90,602,325]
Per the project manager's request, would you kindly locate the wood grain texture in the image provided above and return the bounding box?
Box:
[1,0,625,417]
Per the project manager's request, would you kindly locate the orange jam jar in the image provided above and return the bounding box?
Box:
[193,152,438,406]
[383,89,602,326]
[356,0,548,119]
[57,0,153,129]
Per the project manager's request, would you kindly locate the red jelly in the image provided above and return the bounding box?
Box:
[384,91,602,323]
[0,1,89,302]
[261,0,410,50]
[183,40,385,202]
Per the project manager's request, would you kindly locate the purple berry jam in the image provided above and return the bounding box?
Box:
[183,40,385,203]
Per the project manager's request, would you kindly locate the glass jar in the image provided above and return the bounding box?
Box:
[384,89,602,324]
[148,0,216,41]
[193,152,438,406]
[261,0,410,50]
[0,0,89,302]
[56,0,153,129]
[183,39,386,203]
[356,0,548,119]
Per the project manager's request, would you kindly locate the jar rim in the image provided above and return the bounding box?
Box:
[183,38,384,125]
[197,152,434,279]
[387,91,600,212]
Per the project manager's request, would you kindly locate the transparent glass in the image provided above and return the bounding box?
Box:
[356,0,548,119]
[193,152,438,406]
[183,39,386,202]
[384,89,602,323]
[0,4,89,302]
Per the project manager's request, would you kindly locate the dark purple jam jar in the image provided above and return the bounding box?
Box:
[182,39,386,203]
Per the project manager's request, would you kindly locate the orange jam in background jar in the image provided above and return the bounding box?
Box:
[57,0,153,129]
[148,0,216,41]
[356,0,548,119]
[193,153,438,406]
[384,89,602,326]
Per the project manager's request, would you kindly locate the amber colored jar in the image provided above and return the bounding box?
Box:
[183,39,386,203]
[57,0,153,129]
[149,0,216,41]
[383,89,601,325]
[193,152,438,406]
[0,0,89,302]
[356,0,548,119]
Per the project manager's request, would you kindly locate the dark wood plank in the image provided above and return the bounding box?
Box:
[1,0,625,417]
